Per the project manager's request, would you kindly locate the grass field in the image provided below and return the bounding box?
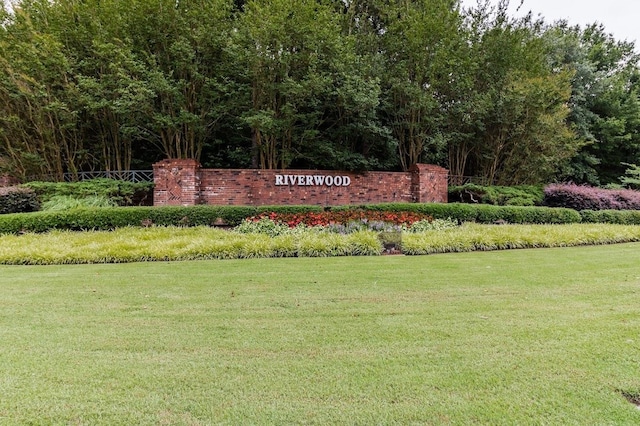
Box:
[2,244,640,424]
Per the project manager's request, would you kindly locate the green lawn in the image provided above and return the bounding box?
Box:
[2,245,640,424]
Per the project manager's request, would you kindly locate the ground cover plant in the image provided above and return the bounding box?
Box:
[1,246,640,424]
[2,223,640,265]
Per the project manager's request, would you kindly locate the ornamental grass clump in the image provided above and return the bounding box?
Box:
[234,217,294,237]
[41,195,117,211]
[404,218,458,232]
[0,226,383,264]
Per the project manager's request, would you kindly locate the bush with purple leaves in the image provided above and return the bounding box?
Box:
[544,184,640,211]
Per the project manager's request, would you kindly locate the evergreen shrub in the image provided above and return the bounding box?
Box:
[23,179,154,206]
[448,184,544,206]
[0,186,40,214]
[0,205,317,234]
[580,209,640,225]
[0,202,584,234]
[335,203,581,224]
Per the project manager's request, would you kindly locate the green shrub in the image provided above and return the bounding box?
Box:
[448,184,544,206]
[333,203,581,225]
[0,186,40,214]
[0,206,241,234]
[580,209,640,225]
[23,179,154,206]
[331,203,477,222]
[0,203,585,235]
[41,195,117,211]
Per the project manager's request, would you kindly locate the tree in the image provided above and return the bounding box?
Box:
[445,0,580,184]
[238,0,353,169]
[0,4,83,179]
[121,0,235,161]
[377,0,464,171]
[547,22,640,185]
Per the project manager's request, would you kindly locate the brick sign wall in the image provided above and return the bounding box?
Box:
[153,159,448,206]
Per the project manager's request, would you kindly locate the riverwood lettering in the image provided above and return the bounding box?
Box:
[275,174,351,187]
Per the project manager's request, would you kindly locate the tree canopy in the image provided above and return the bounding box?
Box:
[0,0,638,186]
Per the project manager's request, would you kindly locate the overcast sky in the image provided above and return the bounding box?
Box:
[459,0,639,47]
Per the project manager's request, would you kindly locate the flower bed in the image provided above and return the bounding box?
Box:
[248,210,432,227]
[236,210,457,238]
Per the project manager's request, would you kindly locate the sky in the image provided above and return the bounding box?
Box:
[459,0,640,47]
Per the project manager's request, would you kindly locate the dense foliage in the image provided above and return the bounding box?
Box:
[448,184,544,206]
[245,210,433,228]
[0,186,39,214]
[0,203,583,234]
[2,223,640,264]
[580,209,640,225]
[544,183,640,211]
[23,179,154,206]
[1,0,637,185]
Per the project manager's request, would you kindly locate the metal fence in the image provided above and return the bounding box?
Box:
[448,175,492,186]
[25,170,154,183]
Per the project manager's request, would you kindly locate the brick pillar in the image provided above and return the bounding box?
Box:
[153,159,201,206]
[410,164,449,203]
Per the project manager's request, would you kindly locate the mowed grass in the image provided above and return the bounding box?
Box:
[2,245,640,424]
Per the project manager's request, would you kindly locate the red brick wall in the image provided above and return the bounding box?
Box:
[153,159,448,206]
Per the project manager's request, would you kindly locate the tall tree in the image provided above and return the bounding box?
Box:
[547,22,640,185]
[238,0,352,169]
[378,0,464,171]
[0,4,83,179]
[446,0,580,184]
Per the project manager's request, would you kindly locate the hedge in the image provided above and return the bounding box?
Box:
[580,209,640,225]
[0,205,322,234]
[331,203,581,224]
[0,203,585,234]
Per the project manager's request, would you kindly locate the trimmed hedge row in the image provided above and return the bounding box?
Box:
[0,186,40,214]
[8,203,640,235]
[0,205,323,234]
[332,203,582,224]
[580,209,640,225]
